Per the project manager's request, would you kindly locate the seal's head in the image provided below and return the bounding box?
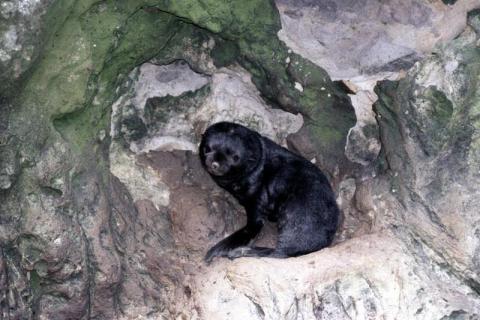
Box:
[199,122,262,178]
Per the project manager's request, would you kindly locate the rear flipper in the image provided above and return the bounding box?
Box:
[227,246,287,260]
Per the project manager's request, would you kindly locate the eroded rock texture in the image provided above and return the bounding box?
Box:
[0,0,479,319]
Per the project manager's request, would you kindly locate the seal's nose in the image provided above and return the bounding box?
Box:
[211,162,220,170]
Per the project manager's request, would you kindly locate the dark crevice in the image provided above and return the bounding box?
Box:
[406,229,480,298]
[108,177,137,318]
[150,58,212,80]
[143,5,225,38]
[333,80,355,95]
[40,186,63,197]
[0,246,32,319]
[0,248,11,320]
[333,281,353,320]
[73,188,93,320]
[408,191,456,239]
[245,295,265,319]
[240,56,303,115]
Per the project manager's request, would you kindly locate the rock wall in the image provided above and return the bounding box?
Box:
[0,0,479,319]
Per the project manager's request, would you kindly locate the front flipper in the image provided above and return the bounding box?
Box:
[227,246,287,260]
[205,237,237,264]
[205,221,263,264]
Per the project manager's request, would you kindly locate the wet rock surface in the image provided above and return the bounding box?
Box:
[1,1,480,319]
[276,0,480,169]
[0,0,55,94]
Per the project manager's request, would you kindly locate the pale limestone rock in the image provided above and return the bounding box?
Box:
[276,0,479,81]
[0,0,53,81]
[276,0,480,166]
[192,66,303,145]
[109,143,170,208]
[111,61,303,154]
[193,234,480,320]
[132,62,210,111]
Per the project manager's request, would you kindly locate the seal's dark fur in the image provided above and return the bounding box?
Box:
[199,122,339,263]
